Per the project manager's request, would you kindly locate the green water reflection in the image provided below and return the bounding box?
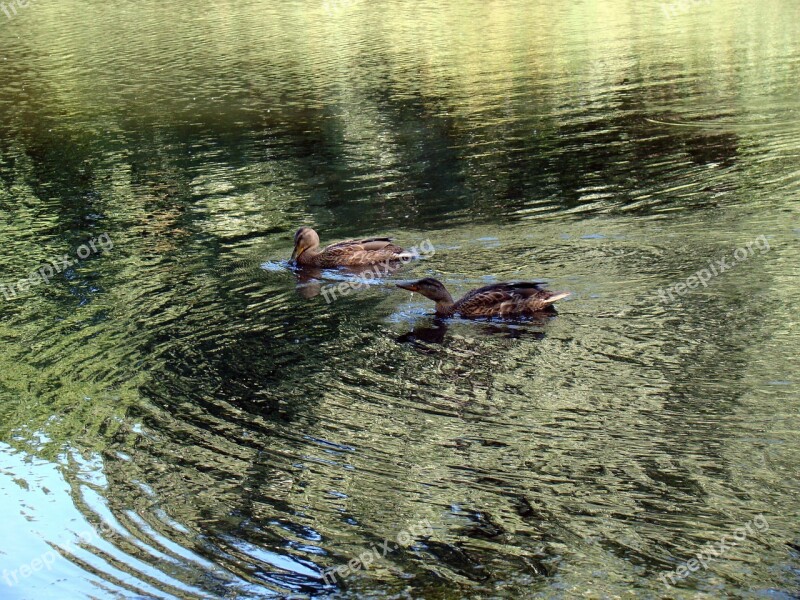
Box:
[1,0,799,598]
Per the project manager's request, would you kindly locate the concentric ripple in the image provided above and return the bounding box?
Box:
[1,0,799,598]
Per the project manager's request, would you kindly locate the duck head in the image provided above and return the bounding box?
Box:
[397,278,455,315]
[291,227,320,262]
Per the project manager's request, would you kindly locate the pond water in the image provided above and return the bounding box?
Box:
[1,0,799,598]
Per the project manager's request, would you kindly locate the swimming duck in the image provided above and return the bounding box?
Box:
[291,227,412,267]
[397,278,570,318]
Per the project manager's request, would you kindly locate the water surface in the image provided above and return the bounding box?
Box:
[1,0,799,598]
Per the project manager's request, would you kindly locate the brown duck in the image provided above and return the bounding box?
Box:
[397,278,570,318]
[291,227,412,267]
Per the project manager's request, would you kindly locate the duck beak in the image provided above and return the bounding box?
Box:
[397,282,418,292]
[291,245,305,261]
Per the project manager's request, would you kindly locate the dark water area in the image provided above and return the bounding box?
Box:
[1,0,799,598]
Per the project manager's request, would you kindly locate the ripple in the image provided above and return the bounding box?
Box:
[1,0,800,598]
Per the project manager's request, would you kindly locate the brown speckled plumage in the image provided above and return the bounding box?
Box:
[397,278,570,318]
[291,227,411,267]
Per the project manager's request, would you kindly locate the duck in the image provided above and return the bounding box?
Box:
[291,227,412,268]
[397,278,570,318]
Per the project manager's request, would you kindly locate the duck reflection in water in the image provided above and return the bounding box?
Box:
[396,315,553,347]
[292,262,408,300]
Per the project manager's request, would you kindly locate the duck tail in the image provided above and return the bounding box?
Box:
[541,291,570,305]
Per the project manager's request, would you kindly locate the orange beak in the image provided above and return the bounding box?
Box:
[291,245,306,261]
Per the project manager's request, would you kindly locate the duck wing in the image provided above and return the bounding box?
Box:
[326,237,395,251]
[320,237,410,266]
[455,282,565,317]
